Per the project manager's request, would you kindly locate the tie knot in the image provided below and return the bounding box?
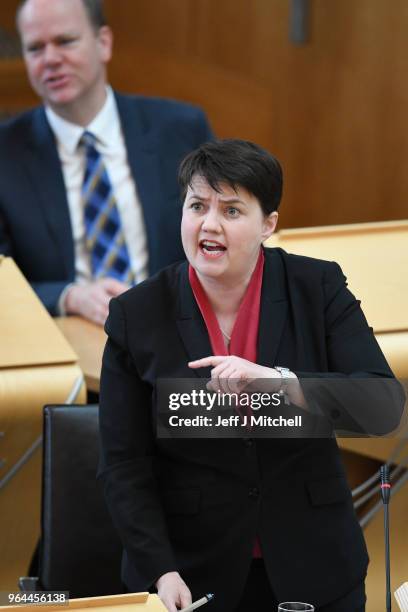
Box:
[80,130,97,149]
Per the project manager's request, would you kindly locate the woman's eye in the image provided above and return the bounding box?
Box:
[226,207,240,217]
[190,202,203,212]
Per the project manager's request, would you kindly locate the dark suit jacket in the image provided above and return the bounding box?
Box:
[98,248,401,611]
[0,92,212,314]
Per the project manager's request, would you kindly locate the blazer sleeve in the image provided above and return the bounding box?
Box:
[31,281,70,315]
[98,297,178,588]
[0,200,69,315]
[0,211,13,258]
[295,261,405,435]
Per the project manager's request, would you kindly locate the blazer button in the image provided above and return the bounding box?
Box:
[243,438,253,447]
[248,487,259,499]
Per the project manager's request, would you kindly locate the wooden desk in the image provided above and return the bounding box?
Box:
[338,437,404,463]
[364,476,408,612]
[0,593,166,611]
[55,317,106,393]
[0,258,87,590]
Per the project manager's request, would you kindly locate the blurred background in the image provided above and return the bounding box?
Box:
[0,0,407,229]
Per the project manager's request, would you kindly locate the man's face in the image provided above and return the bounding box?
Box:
[18,0,112,119]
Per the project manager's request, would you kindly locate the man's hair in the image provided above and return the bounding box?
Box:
[178,139,283,215]
[17,0,107,31]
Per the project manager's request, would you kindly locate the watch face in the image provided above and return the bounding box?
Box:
[276,367,291,377]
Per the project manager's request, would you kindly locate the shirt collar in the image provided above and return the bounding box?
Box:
[45,86,121,154]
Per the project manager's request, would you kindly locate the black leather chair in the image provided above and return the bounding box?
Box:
[20,405,124,598]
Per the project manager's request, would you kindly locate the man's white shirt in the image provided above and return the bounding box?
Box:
[45,87,149,291]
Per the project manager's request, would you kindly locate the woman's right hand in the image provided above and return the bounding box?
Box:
[155,571,192,611]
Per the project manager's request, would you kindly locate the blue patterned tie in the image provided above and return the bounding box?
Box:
[81,131,134,284]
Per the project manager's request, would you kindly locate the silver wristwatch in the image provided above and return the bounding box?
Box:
[274,366,293,405]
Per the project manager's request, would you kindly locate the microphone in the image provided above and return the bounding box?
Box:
[380,465,392,611]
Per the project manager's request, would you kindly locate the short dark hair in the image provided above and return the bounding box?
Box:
[17,0,107,31]
[178,139,283,215]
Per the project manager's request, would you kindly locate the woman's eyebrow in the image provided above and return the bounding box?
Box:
[187,193,207,200]
[218,196,247,205]
[186,192,248,207]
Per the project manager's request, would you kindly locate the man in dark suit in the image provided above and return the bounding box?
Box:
[0,0,212,324]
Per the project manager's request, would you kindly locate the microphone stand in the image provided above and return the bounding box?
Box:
[380,465,392,612]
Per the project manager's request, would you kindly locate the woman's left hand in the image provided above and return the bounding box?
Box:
[188,355,281,394]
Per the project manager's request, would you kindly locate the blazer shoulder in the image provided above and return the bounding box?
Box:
[115,91,207,124]
[0,106,38,133]
[265,248,347,293]
[0,106,46,151]
[114,260,185,322]
[265,246,344,281]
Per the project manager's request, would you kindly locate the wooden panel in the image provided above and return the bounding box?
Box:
[376,333,408,380]
[0,1,19,32]
[340,449,408,612]
[1,0,407,227]
[104,0,408,228]
[0,60,38,113]
[265,220,408,335]
[339,438,406,465]
[364,481,408,611]
[0,257,78,368]
[0,365,87,590]
[0,255,87,589]
[55,317,107,393]
[0,447,41,591]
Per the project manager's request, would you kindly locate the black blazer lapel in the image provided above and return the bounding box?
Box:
[25,108,74,278]
[175,263,213,379]
[257,248,288,367]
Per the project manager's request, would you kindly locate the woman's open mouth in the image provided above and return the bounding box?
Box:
[199,240,227,258]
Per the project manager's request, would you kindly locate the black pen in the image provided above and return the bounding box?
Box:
[180,593,214,611]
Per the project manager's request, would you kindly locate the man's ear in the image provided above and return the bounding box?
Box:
[262,211,279,241]
[98,26,113,63]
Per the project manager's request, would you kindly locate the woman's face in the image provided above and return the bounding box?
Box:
[181,175,278,284]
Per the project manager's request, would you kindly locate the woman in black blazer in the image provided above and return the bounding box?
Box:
[98,140,401,612]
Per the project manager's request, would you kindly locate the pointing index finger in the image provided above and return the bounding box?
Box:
[188,356,225,368]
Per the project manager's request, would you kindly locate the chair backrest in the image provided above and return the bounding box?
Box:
[39,405,124,598]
